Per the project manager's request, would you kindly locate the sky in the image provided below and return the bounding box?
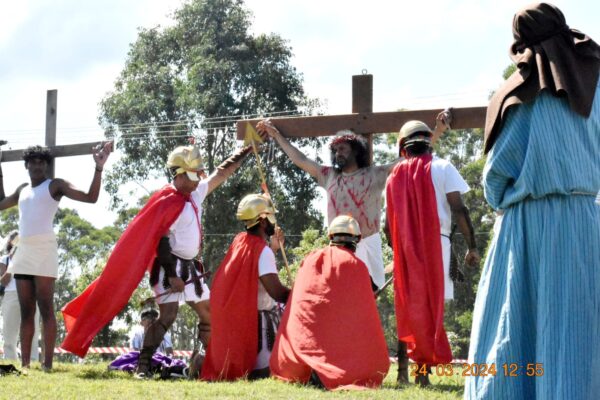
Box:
[0,0,598,228]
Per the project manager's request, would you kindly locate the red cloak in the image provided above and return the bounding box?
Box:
[270,246,390,390]
[386,154,452,366]
[200,232,266,381]
[61,185,186,357]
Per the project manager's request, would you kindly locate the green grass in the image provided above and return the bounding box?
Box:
[0,362,464,399]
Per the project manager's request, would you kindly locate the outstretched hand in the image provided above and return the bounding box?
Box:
[435,108,453,131]
[432,108,453,145]
[256,119,280,139]
[93,141,113,169]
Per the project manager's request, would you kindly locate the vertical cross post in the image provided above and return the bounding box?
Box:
[352,74,373,163]
[45,89,58,178]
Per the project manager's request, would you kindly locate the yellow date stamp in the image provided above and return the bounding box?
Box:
[410,363,545,377]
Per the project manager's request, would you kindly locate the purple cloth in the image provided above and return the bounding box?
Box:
[108,351,187,373]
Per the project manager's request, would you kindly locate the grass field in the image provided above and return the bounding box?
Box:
[0,362,465,400]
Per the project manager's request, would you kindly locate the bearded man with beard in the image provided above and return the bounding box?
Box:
[258,114,450,291]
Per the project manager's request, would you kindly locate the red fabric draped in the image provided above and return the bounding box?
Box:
[270,246,390,390]
[61,186,186,357]
[201,232,266,381]
[386,154,452,366]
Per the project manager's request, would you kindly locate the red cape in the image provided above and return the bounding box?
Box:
[386,154,452,366]
[61,185,186,357]
[201,232,266,381]
[270,246,390,390]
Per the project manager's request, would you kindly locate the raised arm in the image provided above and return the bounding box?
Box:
[257,119,321,179]
[431,108,452,145]
[204,146,253,195]
[446,191,481,267]
[50,142,112,203]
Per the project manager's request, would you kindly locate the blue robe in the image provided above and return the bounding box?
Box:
[466,83,600,399]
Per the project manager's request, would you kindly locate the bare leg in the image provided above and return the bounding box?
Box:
[188,300,210,347]
[137,302,178,376]
[16,279,36,368]
[34,277,56,370]
[397,341,409,385]
[154,302,179,337]
[415,363,431,387]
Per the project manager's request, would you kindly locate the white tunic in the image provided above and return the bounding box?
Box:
[168,181,209,260]
[257,246,278,311]
[429,156,470,236]
[18,179,59,238]
[8,179,60,277]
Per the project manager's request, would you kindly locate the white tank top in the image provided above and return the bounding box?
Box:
[18,179,60,237]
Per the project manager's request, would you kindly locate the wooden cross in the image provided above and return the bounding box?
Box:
[236,74,487,160]
[1,90,110,178]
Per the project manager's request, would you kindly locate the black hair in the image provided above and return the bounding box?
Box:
[246,222,262,234]
[330,234,359,252]
[330,241,358,252]
[23,145,53,165]
[401,131,433,157]
[330,134,370,171]
[167,167,179,182]
[403,141,432,156]
[141,309,159,320]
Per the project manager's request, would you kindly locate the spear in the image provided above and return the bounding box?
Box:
[139,271,211,307]
[244,123,293,283]
[374,275,394,298]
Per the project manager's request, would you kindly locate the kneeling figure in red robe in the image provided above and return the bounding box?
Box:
[270,215,390,390]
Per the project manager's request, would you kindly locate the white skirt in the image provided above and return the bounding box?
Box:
[7,233,59,278]
[355,232,385,289]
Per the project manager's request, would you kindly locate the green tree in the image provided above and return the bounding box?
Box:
[0,207,18,237]
[99,0,325,272]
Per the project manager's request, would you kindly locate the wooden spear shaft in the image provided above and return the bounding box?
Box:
[249,138,293,283]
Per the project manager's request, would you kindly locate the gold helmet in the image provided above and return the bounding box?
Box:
[328,215,361,244]
[236,194,277,229]
[166,145,205,181]
[397,120,432,148]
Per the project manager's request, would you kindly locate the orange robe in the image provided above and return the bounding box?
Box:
[201,232,266,381]
[270,245,390,390]
[61,186,186,357]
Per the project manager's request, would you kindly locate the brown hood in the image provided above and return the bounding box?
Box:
[484,2,600,153]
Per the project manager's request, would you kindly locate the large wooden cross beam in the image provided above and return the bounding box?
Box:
[1,90,110,178]
[236,74,487,160]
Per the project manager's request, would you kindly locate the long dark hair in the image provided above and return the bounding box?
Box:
[329,132,370,171]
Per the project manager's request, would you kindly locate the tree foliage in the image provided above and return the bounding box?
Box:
[99,0,325,269]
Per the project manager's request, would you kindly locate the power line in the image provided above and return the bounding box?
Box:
[0,88,490,138]
[0,109,304,136]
